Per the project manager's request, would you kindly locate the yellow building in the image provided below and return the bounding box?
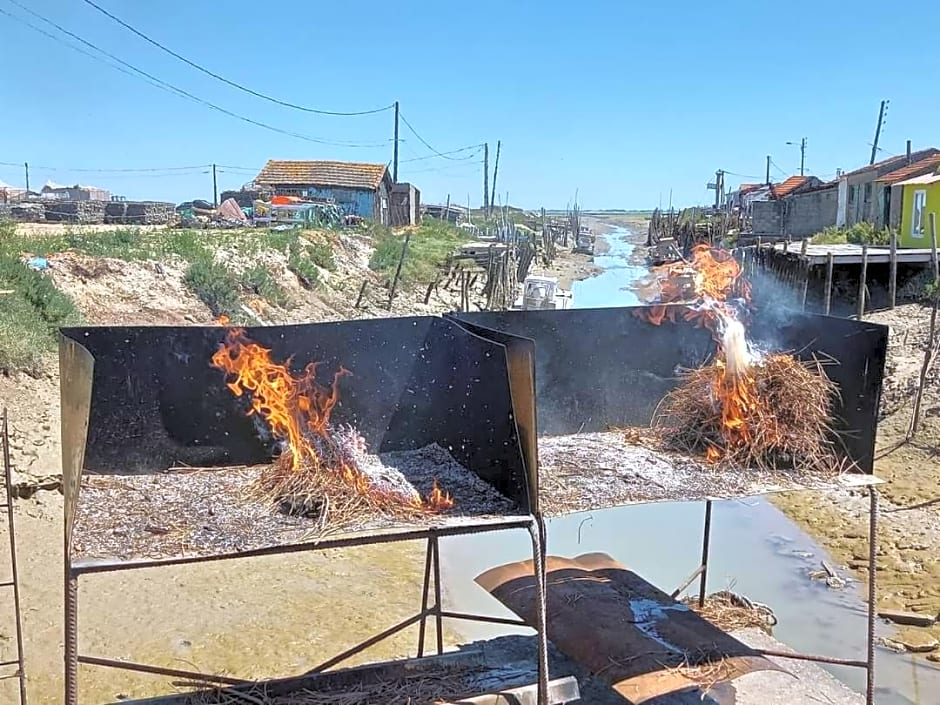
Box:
[896,170,940,247]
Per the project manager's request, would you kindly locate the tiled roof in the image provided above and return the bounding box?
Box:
[875,154,940,184]
[738,183,763,194]
[771,176,809,199]
[254,160,388,189]
[841,148,940,178]
[893,172,940,187]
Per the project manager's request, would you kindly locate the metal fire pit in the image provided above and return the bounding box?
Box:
[456,305,887,705]
[59,316,551,705]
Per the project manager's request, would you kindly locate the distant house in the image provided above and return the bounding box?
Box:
[752,176,837,237]
[40,180,111,201]
[835,147,940,228]
[873,153,940,230]
[423,203,467,223]
[254,160,393,224]
[894,170,940,247]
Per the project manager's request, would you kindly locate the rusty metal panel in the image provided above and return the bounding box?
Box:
[476,553,787,704]
[59,335,94,557]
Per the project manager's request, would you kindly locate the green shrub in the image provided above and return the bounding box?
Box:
[309,241,336,271]
[810,223,891,246]
[0,254,80,372]
[183,257,240,317]
[243,265,290,308]
[287,245,320,288]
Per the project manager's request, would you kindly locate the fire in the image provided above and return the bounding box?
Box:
[638,244,760,462]
[211,327,453,512]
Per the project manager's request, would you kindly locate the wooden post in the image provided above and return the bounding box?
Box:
[423,278,437,305]
[800,238,808,256]
[908,298,938,439]
[824,251,834,315]
[931,213,939,281]
[782,239,789,254]
[387,231,412,310]
[889,229,898,309]
[857,244,869,320]
[801,262,810,311]
[354,280,369,309]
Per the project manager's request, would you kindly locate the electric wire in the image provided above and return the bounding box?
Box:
[80,0,394,117]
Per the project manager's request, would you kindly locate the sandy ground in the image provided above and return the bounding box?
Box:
[0,223,599,704]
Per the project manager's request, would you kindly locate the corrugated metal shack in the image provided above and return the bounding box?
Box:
[254,160,393,225]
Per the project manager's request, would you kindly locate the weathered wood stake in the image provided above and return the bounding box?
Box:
[387,231,412,310]
[931,213,939,281]
[354,280,369,309]
[889,229,898,309]
[857,244,869,319]
[908,298,938,439]
[801,262,810,311]
[824,251,834,315]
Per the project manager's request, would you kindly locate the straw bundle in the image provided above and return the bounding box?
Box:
[654,353,842,474]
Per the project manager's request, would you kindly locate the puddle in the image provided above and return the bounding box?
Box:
[571,227,648,307]
[441,500,939,704]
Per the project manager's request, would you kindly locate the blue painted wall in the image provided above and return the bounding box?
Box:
[301,186,374,218]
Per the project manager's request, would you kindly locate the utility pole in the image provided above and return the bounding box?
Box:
[483,142,489,216]
[714,169,724,209]
[489,140,501,213]
[765,155,771,185]
[870,99,888,165]
[392,101,400,183]
[24,162,29,192]
[212,163,218,207]
[799,138,806,176]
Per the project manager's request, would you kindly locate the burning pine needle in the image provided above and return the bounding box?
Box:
[211,327,454,526]
[654,352,842,474]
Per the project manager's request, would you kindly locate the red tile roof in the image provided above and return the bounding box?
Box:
[255,160,388,189]
[771,176,809,199]
[738,183,763,194]
[875,154,940,184]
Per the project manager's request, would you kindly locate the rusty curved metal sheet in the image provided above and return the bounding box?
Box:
[476,552,789,704]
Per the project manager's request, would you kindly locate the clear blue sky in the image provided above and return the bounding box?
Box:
[1,0,938,210]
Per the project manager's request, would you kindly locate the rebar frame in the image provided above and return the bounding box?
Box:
[64,516,550,705]
[1,410,28,705]
[685,490,880,705]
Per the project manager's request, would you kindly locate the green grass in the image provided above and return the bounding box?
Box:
[810,223,892,246]
[369,221,465,285]
[0,221,81,372]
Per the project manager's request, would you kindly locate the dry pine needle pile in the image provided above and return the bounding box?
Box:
[655,353,842,473]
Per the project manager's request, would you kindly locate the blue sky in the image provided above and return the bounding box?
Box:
[1,0,938,210]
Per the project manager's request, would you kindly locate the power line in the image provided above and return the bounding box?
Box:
[79,0,394,117]
[1,0,387,148]
[0,159,211,173]
[400,145,483,163]
[769,159,790,178]
[398,112,477,161]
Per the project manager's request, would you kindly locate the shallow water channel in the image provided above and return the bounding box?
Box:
[440,227,939,704]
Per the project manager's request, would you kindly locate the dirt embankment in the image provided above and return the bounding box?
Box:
[772,303,940,655]
[0,223,598,704]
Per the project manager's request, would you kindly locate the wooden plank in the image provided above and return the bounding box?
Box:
[440,676,580,705]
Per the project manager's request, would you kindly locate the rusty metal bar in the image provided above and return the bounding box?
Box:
[698,500,713,608]
[866,487,879,705]
[754,649,868,669]
[64,571,79,705]
[70,517,536,576]
[438,611,528,627]
[670,564,705,599]
[431,534,444,655]
[528,518,549,705]
[77,655,249,686]
[417,535,435,658]
[1,410,27,705]
[310,613,427,673]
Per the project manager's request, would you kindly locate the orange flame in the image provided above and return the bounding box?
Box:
[217,314,230,326]
[211,327,452,511]
[639,244,759,462]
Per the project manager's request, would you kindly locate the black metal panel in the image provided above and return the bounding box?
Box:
[60,317,532,509]
[456,307,888,474]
